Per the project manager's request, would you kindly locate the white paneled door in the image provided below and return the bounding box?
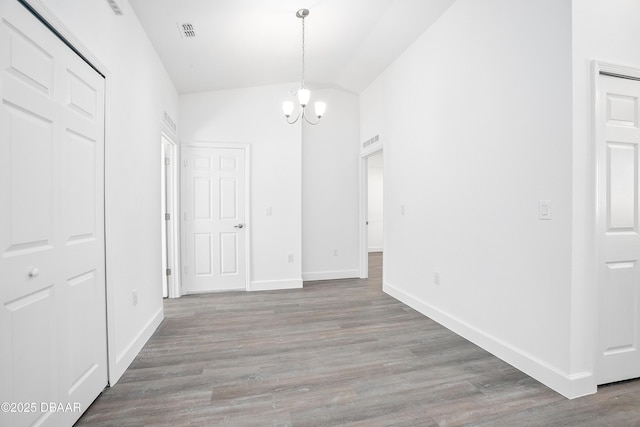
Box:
[0,1,107,426]
[597,72,640,385]
[183,145,247,292]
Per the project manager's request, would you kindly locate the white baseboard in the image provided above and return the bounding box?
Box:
[302,269,359,281]
[110,306,164,385]
[250,278,303,291]
[383,281,596,399]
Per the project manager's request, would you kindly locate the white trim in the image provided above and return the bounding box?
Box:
[250,279,303,291]
[161,132,181,298]
[302,269,359,281]
[161,142,168,297]
[181,141,252,292]
[593,61,640,81]
[383,281,596,399]
[359,144,384,278]
[368,247,383,253]
[593,60,606,387]
[104,74,118,386]
[185,289,246,295]
[20,0,106,74]
[111,307,164,384]
[20,0,124,386]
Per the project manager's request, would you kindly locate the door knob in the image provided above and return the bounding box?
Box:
[28,268,40,278]
[234,224,244,229]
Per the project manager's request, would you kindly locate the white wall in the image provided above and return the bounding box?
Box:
[34,0,178,383]
[179,84,303,290]
[367,152,384,252]
[570,0,640,386]
[302,89,360,281]
[360,0,582,397]
[180,85,360,287]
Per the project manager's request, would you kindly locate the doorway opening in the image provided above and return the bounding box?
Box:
[161,132,180,298]
[360,148,384,279]
[367,151,384,283]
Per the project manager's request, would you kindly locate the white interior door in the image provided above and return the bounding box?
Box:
[0,1,107,426]
[183,145,247,292]
[597,72,640,385]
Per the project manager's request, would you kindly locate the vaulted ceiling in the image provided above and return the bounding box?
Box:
[128,0,456,94]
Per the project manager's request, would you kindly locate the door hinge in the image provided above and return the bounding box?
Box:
[166,268,172,276]
[165,213,171,221]
[165,157,170,166]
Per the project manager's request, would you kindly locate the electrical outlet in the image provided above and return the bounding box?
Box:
[434,272,440,285]
[132,289,138,306]
[265,207,272,216]
[287,253,294,263]
[400,205,406,215]
[333,249,339,256]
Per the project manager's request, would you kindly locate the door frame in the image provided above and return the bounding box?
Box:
[593,60,640,384]
[180,141,251,291]
[161,131,181,298]
[359,143,384,279]
[19,0,118,383]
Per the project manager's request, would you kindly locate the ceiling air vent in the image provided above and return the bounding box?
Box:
[105,0,123,15]
[178,23,196,38]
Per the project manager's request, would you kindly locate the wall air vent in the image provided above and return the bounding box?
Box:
[362,134,380,150]
[178,23,196,38]
[105,0,123,15]
[163,111,177,134]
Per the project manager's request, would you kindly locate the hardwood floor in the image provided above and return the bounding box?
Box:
[77,253,640,426]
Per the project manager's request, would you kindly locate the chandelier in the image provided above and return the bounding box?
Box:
[283,9,326,125]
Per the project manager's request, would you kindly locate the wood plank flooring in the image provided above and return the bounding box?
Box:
[76,253,640,426]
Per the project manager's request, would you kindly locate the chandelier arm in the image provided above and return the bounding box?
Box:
[287,111,302,125]
[302,111,320,126]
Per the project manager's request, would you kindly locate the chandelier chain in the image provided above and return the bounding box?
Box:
[301,15,305,89]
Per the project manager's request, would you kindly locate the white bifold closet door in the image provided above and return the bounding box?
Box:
[597,73,640,385]
[0,1,107,426]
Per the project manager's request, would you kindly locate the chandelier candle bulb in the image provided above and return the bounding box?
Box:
[314,101,326,118]
[297,89,310,107]
[283,101,294,118]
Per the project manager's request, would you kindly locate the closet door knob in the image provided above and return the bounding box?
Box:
[28,268,40,278]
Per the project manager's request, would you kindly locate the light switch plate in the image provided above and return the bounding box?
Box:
[539,200,552,220]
